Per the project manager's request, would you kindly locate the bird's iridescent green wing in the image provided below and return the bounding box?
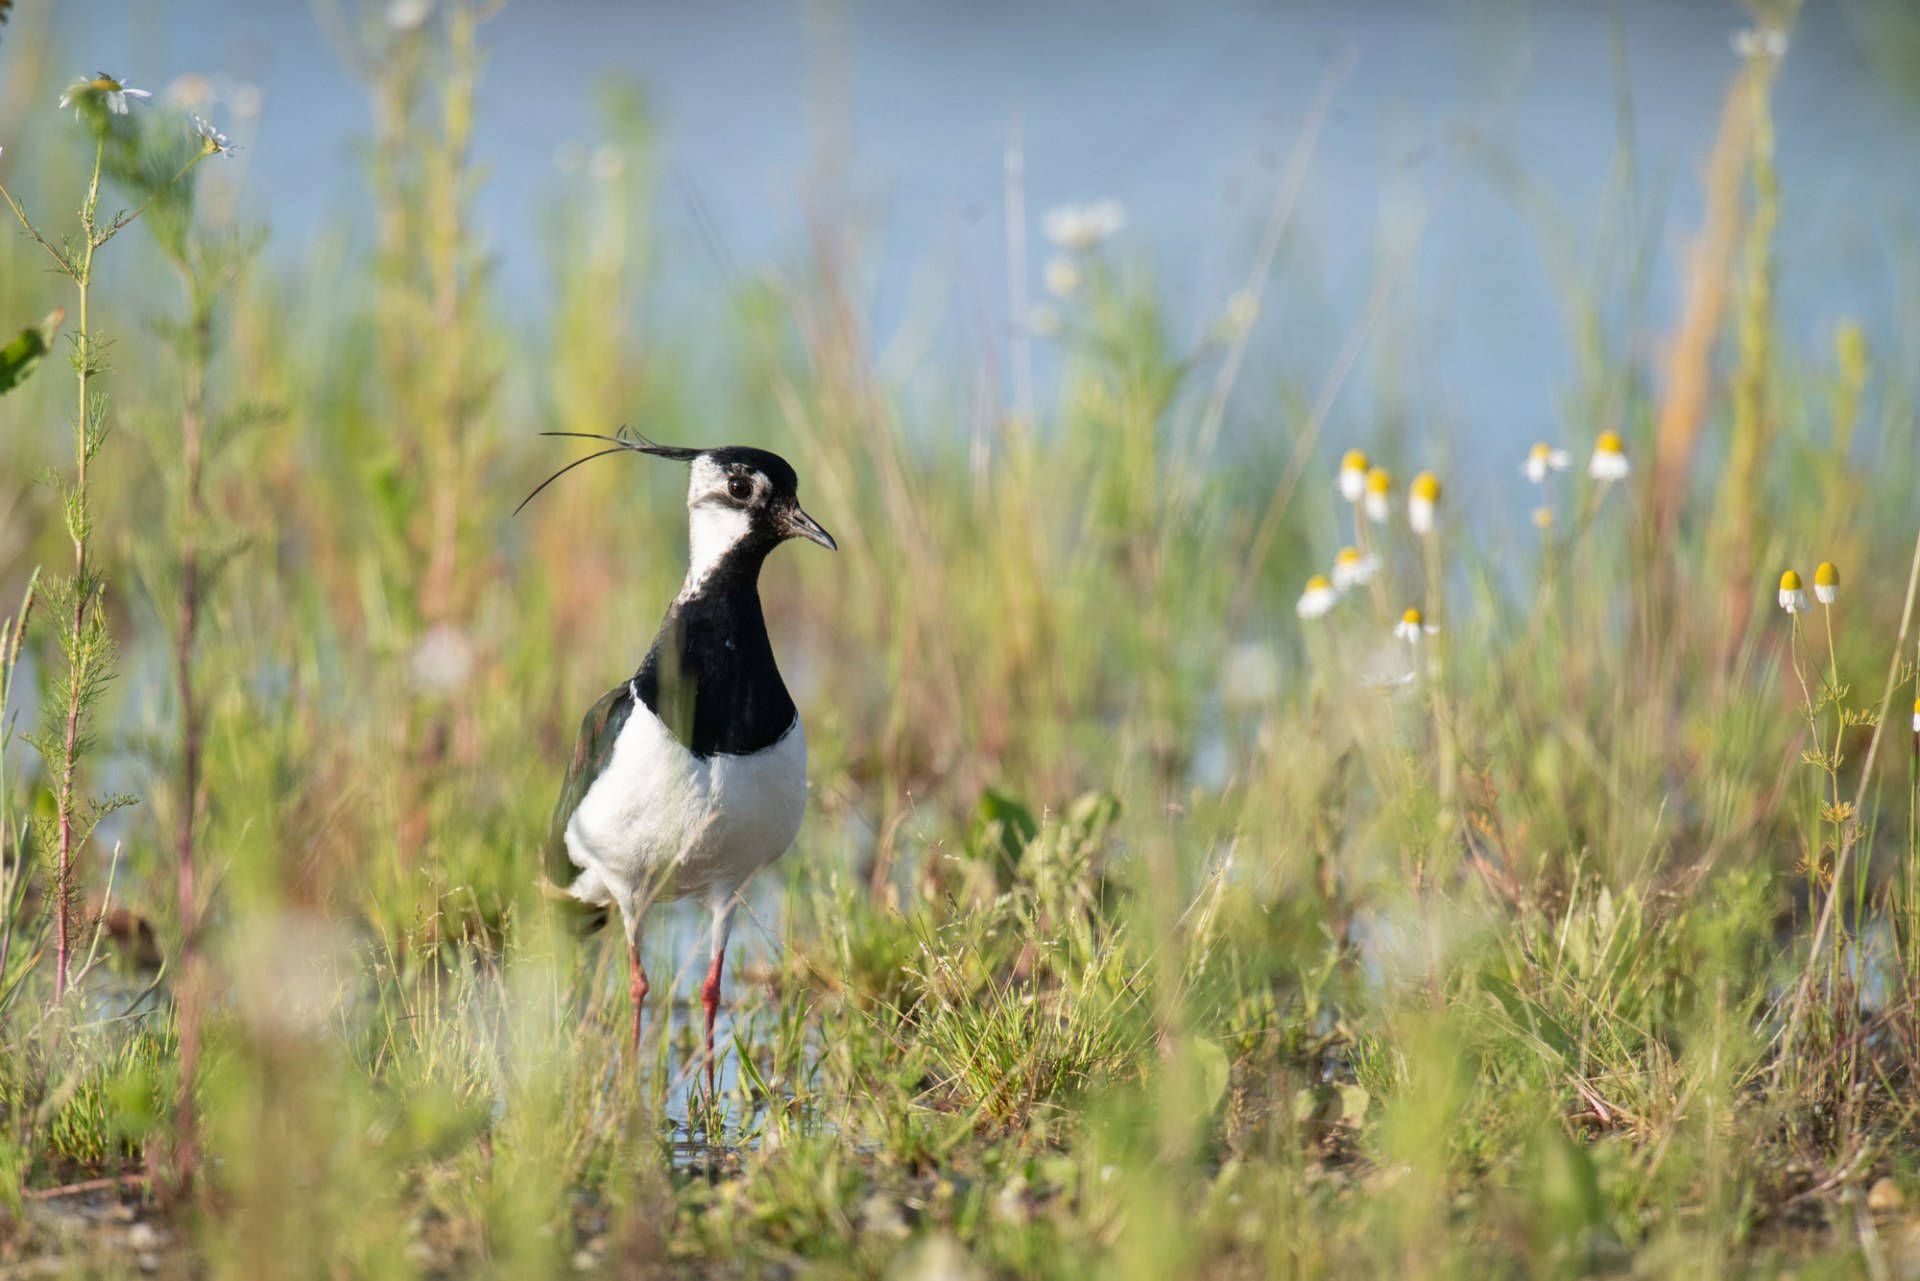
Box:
[542,681,635,907]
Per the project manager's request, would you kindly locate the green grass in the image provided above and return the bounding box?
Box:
[3,6,1920,1277]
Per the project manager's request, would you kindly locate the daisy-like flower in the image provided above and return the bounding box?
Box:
[1331,547,1380,592]
[1222,289,1260,337]
[1912,696,1920,734]
[1589,431,1630,482]
[1364,467,1393,524]
[192,115,236,157]
[590,144,624,181]
[1041,200,1125,252]
[1297,575,1338,620]
[388,0,435,30]
[1814,561,1839,605]
[166,74,215,109]
[1043,255,1081,299]
[1523,443,1572,484]
[1778,570,1809,615]
[1338,450,1370,504]
[1731,28,1788,59]
[1408,472,1440,535]
[1393,607,1439,644]
[60,71,152,116]
[1532,507,1554,529]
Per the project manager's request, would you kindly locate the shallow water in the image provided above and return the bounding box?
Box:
[19,0,1920,464]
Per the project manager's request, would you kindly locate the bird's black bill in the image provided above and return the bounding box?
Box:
[786,506,837,550]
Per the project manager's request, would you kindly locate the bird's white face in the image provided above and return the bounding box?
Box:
[682,456,771,592]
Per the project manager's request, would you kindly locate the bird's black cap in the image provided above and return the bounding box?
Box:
[697,445,799,494]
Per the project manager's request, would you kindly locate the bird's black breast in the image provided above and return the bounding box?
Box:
[634,583,797,759]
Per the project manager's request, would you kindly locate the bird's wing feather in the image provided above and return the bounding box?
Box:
[542,681,636,927]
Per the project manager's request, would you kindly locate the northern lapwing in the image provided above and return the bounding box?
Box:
[525,432,835,1091]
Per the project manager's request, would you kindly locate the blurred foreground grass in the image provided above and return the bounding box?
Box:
[3,5,1920,1278]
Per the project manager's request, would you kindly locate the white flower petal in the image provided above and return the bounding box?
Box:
[1589,450,1630,482]
[1043,255,1081,299]
[1297,582,1338,619]
[1042,199,1126,252]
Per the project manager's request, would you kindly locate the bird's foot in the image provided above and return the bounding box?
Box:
[628,946,649,1057]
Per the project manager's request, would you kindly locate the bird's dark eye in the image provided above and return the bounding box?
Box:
[727,475,753,502]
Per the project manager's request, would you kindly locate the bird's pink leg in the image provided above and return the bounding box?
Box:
[700,898,739,1104]
[700,944,726,1100]
[628,942,648,1055]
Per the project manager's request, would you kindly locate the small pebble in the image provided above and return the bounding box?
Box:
[993,1176,1030,1225]
[127,1222,163,1251]
[859,1193,910,1239]
[1891,1219,1920,1281]
[892,1235,983,1281]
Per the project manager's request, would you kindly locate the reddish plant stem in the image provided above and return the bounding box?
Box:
[164,296,212,1193]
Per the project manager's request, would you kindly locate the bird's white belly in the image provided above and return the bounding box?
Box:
[564,703,807,910]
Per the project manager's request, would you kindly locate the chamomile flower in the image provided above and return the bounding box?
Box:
[1532,507,1554,529]
[1778,570,1808,615]
[1364,467,1393,524]
[192,115,236,157]
[60,71,152,116]
[1523,443,1572,484]
[1814,561,1839,605]
[1393,607,1439,644]
[1732,28,1788,59]
[1912,696,1920,734]
[1041,200,1125,252]
[1297,575,1338,620]
[1589,431,1630,482]
[589,144,624,181]
[1043,255,1082,298]
[1408,472,1440,535]
[1222,289,1260,338]
[166,74,214,109]
[387,0,435,30]
[1331,547,1381,592]
[1338,450,1370,504]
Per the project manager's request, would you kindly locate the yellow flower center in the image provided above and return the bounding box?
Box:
[1779,570,1803,591]
[1815,562,1839,588]
[1529,443,1551,461]
[1366,467,1391,494]
[1305,575,1332,593]
[1335,548,1360,567]
[1341,449,1369,474]
[1401,607,1423,627]
[1596,431,1624,455]
[1411,472,1440,501]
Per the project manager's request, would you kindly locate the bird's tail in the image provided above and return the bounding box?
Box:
[535,877,610,936]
